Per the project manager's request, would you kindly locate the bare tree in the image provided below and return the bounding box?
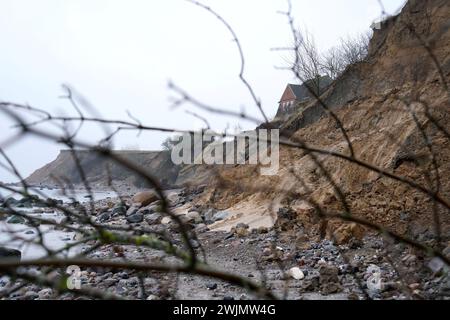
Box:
[321,32,371,79]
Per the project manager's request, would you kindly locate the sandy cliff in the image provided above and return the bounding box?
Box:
[194,0,450,237]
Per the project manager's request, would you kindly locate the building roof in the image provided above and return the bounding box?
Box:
[287,75,333,100]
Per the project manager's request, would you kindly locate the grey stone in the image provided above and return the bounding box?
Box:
[118,272,130,279]
[443,245,450,258]
[7,216,26,224]
[195,223,209,233]
[207,283,218,290]
[203,208,216,222]
[112,205,127,216]
[0,247,21,262]
[428,257,445,274]
[38,288,53,300]
[191,240,200,249]
[103,278,119,287]
[126,205,139,217]
[145,213,162,225]
[24,291,39,300]
[4,197,19,206]
[98,211,112,223]
[126,213,144,224]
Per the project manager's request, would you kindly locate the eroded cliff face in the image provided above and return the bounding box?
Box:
[192,0,450,236]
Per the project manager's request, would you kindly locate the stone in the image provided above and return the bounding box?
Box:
[257,226,269,234]
[98,211,112,223]
[428,257,445,274]
[319,264,340,287]
[402,254,417,266]
[191,240,200,249]
[443,245,450,258]
[38,288,53,300]
[166,193,179,206]
[301,275,320,292]
[126,213,144,224]
[126,205,140,217]
[24,291,39,300]
[0,211,8,221]
[321,282,342,295]
[112,205,127,216]
[145,203,162,214]
[409,283,420,290]
[203,208,216,222]
[207,283,218,290]
[0,247,21,262]
[233,225,250,238]
[103,278,119,287]
[195,223,209,233]
[45,198,63,207]
[117,272,130,279]
[161,217,172,225]
[288,267,305,280]
[7,215,26,224]
[145,213,162,225]
[236,223,249,229]
[132,191,159,206]
[147,294,159,300]
[186,211,202,223]
[4,197,19,206]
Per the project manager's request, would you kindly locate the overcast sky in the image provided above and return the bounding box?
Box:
[0,0,406,182]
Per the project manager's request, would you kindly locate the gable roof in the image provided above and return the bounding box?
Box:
[285,75,333,101]
[288,84,310,100]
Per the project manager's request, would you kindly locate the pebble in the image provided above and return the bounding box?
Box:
[24,291,39,300]
[161,217,172,225]
[38,288,53,300]
[103,278,119,287]
[186,211,202,223]
[207,283,218,290]
[288,267,305,280]
[126,212,144,224]
[98,211,112,223]
[145,213,161,225]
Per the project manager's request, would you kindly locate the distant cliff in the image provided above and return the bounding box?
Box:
[26,150,182,189]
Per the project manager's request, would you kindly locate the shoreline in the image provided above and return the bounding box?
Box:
[1,187,448,300]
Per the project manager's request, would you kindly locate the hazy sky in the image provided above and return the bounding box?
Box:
[0,0,406,182]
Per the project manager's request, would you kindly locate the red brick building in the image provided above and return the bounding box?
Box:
[276,76,332,117]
